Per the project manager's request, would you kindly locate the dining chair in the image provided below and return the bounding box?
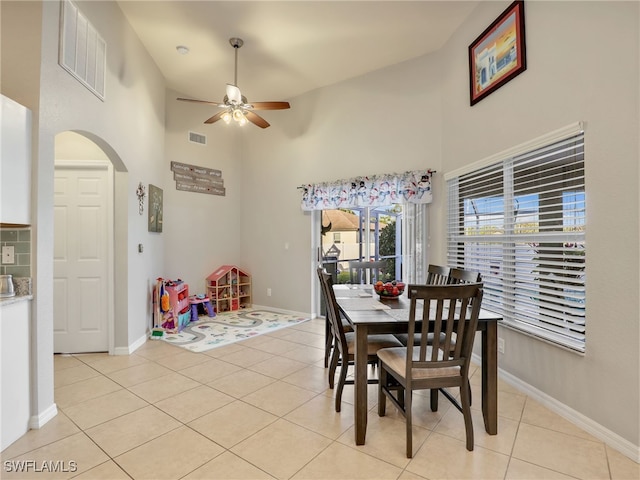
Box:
[377,283,483,458]
[449,267,482,284]
[348,260,386,284]
[427,266,481,411]
[394,264,451,346]
[322,299,353,368]
[317,267,403,412]
[318,266,355,369]
[426,264,451,285]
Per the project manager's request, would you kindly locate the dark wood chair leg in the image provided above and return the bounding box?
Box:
[461,381,474,451]
[328,347,339,389]
[430,389,439,411]
[335,361,349,412]
[405,390,413,458]
[324,317,332,368]
[378,362,387,416]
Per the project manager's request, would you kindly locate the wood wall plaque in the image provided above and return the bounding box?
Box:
[170,161,225,196]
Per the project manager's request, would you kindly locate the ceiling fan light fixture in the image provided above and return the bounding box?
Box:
[176,36,290,129]
[232,108,244,122]
[175,45,190,55]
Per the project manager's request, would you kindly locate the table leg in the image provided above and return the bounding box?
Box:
[354,324,369,445]
[482,321,498,435]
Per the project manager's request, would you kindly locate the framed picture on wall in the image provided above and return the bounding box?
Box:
[469,0,526,106]
[148,184,163,232]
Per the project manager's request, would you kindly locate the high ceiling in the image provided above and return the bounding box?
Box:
[118,1,479,104]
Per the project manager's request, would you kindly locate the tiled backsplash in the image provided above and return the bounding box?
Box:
[0,228,31,277]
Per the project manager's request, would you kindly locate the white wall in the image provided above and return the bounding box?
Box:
[163,89,243,292]
[36,0,167,348]
[1,0,637,460]
[239,0,639,455]
[439,0,639,452]
[1,0,168,421]
[240,49,444,312]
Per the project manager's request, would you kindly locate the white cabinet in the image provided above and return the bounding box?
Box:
[1,95,32,225]
[1,299,31,451]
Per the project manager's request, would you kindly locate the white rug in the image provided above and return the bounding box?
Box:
[160,308,310,353]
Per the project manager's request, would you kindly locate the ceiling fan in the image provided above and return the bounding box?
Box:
[177,37,290,129]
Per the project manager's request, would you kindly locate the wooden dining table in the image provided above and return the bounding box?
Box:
[333,284,502,446]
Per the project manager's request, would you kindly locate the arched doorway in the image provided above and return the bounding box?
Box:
[53,131,127,354]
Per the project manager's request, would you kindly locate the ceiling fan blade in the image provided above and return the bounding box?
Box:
[248,101,291,110]
[204,110,228,124]
[177,97,224,107]
[245,111,270,129]
[226,84,242,104]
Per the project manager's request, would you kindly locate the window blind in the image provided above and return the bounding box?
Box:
[446,128,586,352]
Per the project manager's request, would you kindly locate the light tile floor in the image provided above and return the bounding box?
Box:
[2,317,638,479]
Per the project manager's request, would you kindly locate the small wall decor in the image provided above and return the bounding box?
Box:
[136,182,146,215]
[469,0,526,106]
[148,184,163,232]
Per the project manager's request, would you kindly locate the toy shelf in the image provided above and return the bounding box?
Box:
[153,279,191,333]
[206,265,251,313]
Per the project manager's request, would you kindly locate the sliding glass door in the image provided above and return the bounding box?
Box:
[320,205,403,284]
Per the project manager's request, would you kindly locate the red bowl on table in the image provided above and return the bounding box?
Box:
[374,281,405,299]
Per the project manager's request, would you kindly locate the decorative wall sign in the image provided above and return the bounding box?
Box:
[469,0,526,106]
[148,184,163,232]
[176,183,226,196]
[170,161,225,196]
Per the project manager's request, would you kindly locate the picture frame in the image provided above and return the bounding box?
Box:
[469,0,526,106]
[148,184,163,233]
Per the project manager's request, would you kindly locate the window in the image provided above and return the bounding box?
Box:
[320,205,406,283]
[446,124,586,352]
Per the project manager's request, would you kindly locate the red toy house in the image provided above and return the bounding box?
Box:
[206,265,252,313]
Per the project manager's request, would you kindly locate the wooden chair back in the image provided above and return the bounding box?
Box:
[348,260,386,284]
[426,264,451,285]
[378,282,483,457]
[406,283,483,373]
[317,268,349,354]
[449,267,482,284]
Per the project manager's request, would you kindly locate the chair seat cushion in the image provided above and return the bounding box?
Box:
[377,347,460,379]
[345,332,403,355]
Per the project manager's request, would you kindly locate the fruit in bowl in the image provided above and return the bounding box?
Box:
[374,280,405,298]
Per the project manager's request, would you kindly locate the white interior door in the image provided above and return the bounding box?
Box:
[54,162,112,353]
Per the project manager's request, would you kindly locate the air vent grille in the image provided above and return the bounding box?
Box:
[189,132,207,145]
[59,0,106,100]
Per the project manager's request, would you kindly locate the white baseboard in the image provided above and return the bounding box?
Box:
[29,403,58,429]
[475,354,640,463]
[113,333,147,355]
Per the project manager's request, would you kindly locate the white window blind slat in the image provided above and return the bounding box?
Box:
[447,130,586,352]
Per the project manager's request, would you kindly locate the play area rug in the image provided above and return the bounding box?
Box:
[160,308,310,353]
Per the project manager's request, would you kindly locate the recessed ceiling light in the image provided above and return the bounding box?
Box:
[176,45,190,55]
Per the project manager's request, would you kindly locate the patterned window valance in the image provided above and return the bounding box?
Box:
[299,170,434,211]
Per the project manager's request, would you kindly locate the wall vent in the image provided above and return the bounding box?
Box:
[59,0,106,100]
[189,132,207,145]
